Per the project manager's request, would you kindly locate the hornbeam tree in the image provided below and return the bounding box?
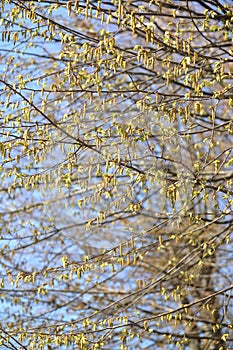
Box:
[0,0,233,349]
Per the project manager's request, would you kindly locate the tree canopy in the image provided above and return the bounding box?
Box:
[0,0,233,349]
